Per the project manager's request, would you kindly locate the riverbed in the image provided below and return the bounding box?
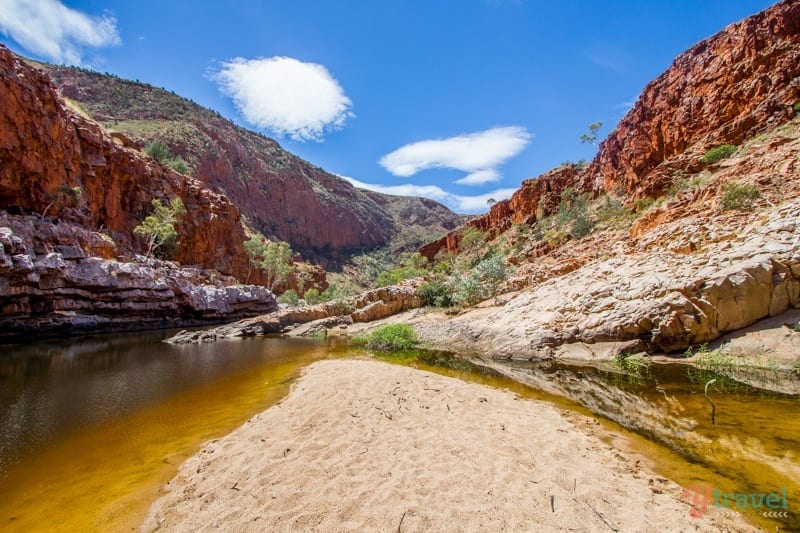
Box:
[0,332,798,531]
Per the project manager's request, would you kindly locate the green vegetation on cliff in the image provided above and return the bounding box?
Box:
[133,197,186,258]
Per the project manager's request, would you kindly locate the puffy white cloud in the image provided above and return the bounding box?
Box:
[0,0,120,65]
[379,126,531,184]
[341,176,516,214]
[213,56,354,142]
[455,169,500,185]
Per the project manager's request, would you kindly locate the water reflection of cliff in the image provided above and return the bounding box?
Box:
[480,358,800,529]
[0,331,319,474]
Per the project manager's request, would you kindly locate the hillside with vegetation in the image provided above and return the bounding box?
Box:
[41,64,463,269]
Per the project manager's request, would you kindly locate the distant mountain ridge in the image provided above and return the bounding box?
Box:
[40,64,463,267]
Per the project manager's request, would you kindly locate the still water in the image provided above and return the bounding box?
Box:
[0,331,798,531]
[0,331,329,532]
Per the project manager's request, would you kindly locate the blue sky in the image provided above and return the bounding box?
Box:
[0,0,776,213]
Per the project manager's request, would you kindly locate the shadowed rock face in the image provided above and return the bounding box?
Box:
[421,0,800,260]
[0,44,252,279]
[0,215,278,342]
[0,45,282,336]
[41,64,462,267]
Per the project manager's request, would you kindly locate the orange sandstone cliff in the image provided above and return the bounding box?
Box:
[421,0,800,260]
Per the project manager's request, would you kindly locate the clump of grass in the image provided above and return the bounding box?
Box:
[720,181,760,211]
[353,324,417,351]
[701,144,738,164]
[687,346,794,392]
[278,289,299,306]
[143,140,191,175]
[605,353,652,386]
[534,187,595,244]
[595,196,631,226]
[694,349,742,373]
[634,197,655,212]
[683,342,709,358]
[794,102,800,113]
[612,353,651,374]
[686,346,747,392]
[667,173,713,198]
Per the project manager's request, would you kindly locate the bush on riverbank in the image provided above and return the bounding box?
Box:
[353,324,418,351]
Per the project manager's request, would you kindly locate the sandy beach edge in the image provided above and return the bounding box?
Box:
[141,358,755,532]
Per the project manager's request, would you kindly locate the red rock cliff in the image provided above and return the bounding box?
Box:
[0,44,251,278]
[592,0,800,198]
[422,0,800,259]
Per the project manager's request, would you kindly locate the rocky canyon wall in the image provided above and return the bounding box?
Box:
[421,0,800,260]
[0,44,251,278]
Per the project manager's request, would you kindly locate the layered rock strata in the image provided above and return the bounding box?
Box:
[0,216,277,342]
[166,282,422,344]
[412,200,800,358]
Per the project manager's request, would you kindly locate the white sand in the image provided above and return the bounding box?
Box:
[142,359,754,532]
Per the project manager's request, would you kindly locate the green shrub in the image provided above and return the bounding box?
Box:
[595,196,636,228]
[304,288,323,304]
[353,324,418,351]
[459,226,488,252]
[701,144,737,164]
[416,277,454,307]
[535,187,595,243]
[166,156,189,174]
[133,197,186,258]
[376,252,429,287]
[278,289,299,306]
[433,261,453,275]
[144,141,171,162]
[144,141,191,175]
[570,211,595,239]
[720,181,760,211]
[453,276,487,307]
[474,255,508,295]
[794,102,800,113]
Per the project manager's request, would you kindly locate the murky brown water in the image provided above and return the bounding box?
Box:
[0,332,329,532]
[0,333,798,531]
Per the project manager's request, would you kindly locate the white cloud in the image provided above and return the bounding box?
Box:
[341,176,516,214]
[456,189,517,212]
[380,126,530,178]
[455,169,500,185]
[213,56,353,142]
[0,0,120,65]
